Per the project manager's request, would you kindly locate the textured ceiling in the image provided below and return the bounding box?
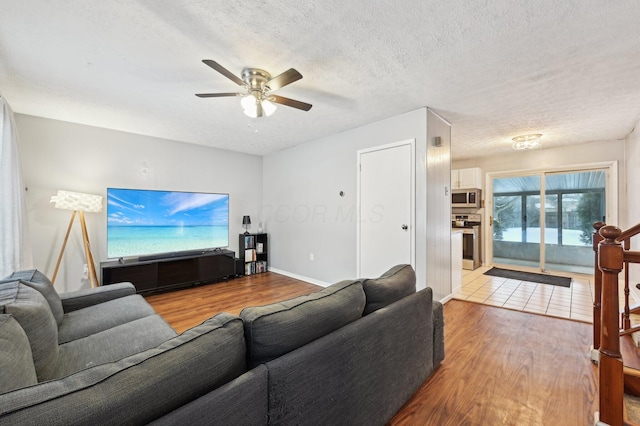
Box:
[1,1,639,159]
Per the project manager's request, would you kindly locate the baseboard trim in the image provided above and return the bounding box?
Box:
[440,293,455,304]
[268,267,331,287]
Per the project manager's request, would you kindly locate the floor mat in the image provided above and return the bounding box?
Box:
[484,267,571,288]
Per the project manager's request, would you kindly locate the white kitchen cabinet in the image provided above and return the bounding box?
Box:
[451,167,483,190]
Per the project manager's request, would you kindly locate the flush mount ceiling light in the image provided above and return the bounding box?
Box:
[512,133,542,150]
[196,60,312,118]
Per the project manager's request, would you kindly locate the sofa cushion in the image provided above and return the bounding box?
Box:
[0,314,38,393]
[240,279,365,368]
[50,314,177,380]
[2,270,64,326]
[149,365,269,426]
[0,313,248,425]
[58,294,157,344]
[362,264,416,315]
[0,281,59,380]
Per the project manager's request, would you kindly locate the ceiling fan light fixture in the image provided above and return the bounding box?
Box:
[241,95,258,117]
[512,133,542,150]
[262,99,277,116]
[197,60,312,117]
[240,95,277,118]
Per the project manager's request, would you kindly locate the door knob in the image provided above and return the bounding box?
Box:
[402,224,408,231]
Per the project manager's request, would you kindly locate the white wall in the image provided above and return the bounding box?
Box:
[625,122,640,286]
[425,110,452,300]
[261,107,452,298]
[16,114,263,292]
[262,108,436,289]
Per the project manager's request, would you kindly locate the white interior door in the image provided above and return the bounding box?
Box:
[358,140,414,278]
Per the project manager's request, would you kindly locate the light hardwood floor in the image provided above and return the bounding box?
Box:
[145,272,321,333]
[145,272,598,425]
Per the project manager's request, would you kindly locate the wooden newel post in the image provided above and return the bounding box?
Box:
[593,221,605,352]
[598,225,624,426]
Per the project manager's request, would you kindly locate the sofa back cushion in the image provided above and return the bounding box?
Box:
[240,279,365,368]
[0,281,59,380]
[0,314,38,393]
[0,313,248,425]
[3,270,64,326]
[264,288,435,426]
[362,264,416,315]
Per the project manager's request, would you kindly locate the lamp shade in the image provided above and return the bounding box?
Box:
[242,215,251,225]
[241,96,277,118]
[241,96,258,118]
[261,99,277,116]
[50,190,103,213]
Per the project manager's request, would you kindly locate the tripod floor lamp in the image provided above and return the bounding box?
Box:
[50,190,103,288]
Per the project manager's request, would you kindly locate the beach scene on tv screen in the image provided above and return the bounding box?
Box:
[107,189,229,258]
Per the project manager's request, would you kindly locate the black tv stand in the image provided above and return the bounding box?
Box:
[101,249,236,294]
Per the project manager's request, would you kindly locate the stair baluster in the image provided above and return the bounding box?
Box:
[593,221,605,354]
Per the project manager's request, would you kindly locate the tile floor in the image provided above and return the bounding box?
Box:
[452,266,630,323]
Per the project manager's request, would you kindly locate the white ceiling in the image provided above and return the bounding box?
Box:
[1,1,639,159]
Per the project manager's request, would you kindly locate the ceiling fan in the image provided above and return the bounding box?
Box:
[196,60,312,118]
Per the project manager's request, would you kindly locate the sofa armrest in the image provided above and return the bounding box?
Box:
[0,313,248,425]
[60,283,136,312]
[432,300,445,368]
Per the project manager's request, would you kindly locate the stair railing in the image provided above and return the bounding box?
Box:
[617,223,640,333]
[592,221,640,345]
[595,223,640,425]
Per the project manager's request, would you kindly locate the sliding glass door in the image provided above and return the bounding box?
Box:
[491,169,606,274]
[492,175,541,269]
[543,171,606,273]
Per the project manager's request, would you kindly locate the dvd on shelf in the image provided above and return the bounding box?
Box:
[240,233,268,275]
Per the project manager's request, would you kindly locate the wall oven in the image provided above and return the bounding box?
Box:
[451,189,481,209]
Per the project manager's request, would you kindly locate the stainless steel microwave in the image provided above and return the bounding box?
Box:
[452,189,481,208]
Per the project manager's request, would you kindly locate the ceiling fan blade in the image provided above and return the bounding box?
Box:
[202,60,246,87]
[269,95,312,111]
[265,69,302,91]
[195,93,241,98]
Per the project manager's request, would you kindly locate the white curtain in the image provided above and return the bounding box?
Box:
[0,95,33,277]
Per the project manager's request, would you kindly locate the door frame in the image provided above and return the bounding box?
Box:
[356,139,416,277]
[484,161,618,273]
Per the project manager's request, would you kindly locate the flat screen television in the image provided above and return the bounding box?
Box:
[107,188,229,260]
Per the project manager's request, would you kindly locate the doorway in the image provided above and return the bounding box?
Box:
[490,167,610,274]
[357,140,415,278]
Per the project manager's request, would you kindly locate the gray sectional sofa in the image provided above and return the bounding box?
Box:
[0,264,444,425]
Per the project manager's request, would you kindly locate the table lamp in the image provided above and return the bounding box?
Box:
[242,215,251,235]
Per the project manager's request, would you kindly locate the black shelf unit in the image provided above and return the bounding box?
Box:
[239,234,268,275]
[101,249,235,294]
